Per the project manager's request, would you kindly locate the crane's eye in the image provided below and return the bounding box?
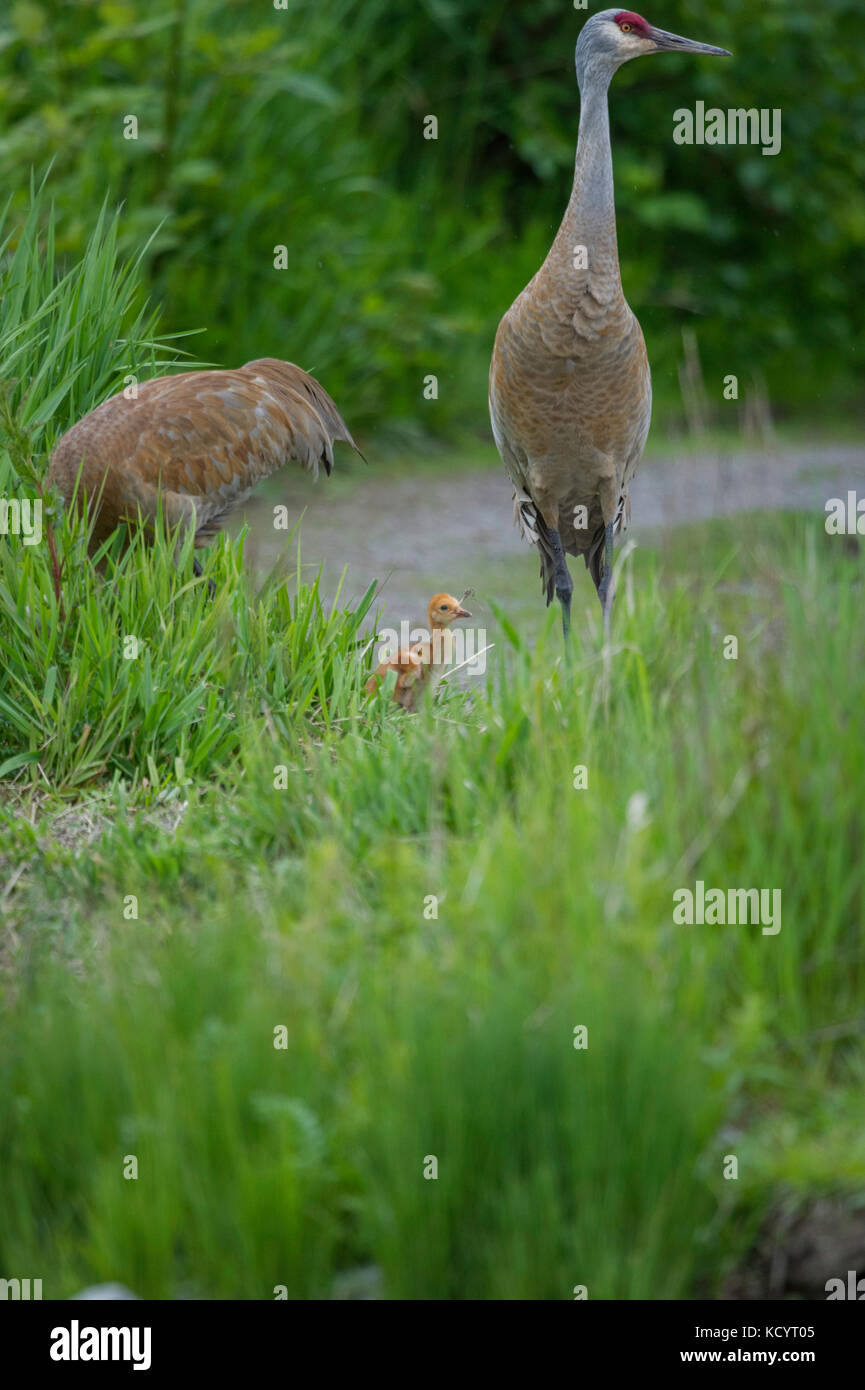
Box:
[620,22,632,32]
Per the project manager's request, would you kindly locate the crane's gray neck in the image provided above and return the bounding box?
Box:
[532,60,623,332]
[567,68,616,251]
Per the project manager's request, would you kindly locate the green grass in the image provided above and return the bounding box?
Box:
[1,183,863,1301]
[0,175,193,460]
[0,514,378,789]
[1,507,863,1297]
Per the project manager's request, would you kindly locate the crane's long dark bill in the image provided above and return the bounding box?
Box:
[649,28,732,57]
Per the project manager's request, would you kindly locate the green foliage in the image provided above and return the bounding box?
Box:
[1,0,861,439]
[0,177,188,460]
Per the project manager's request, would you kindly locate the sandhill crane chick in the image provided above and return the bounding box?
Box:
[366,593,471,711]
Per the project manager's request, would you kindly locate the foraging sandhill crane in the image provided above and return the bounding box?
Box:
[48,358,360,561]
[489,11,730,634]
[366,593,471,710]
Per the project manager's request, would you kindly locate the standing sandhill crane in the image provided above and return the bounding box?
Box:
[48,358,360,560]
[489,11,730,635]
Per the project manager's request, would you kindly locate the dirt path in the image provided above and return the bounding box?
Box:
[240,443,865,626]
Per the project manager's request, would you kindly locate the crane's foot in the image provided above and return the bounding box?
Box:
[548,526,573,640]
[192,555,217,600]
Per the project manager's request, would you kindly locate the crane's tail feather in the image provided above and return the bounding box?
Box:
[241,358,364,473]
[527,508,558,608]
[585,524,606,593]
[512,491,559,605]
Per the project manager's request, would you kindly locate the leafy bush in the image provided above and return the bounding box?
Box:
[0,0,861,437]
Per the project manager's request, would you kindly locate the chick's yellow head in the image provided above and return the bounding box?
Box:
[428,593,472,627]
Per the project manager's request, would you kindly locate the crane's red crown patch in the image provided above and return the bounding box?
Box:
[613,12,651,34]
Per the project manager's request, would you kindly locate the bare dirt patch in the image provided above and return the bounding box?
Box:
[723,1199,865,1300]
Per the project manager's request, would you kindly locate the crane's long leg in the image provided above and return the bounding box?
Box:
[192,555,216,600]
[547,527,573,638]
[596,522,615,631]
